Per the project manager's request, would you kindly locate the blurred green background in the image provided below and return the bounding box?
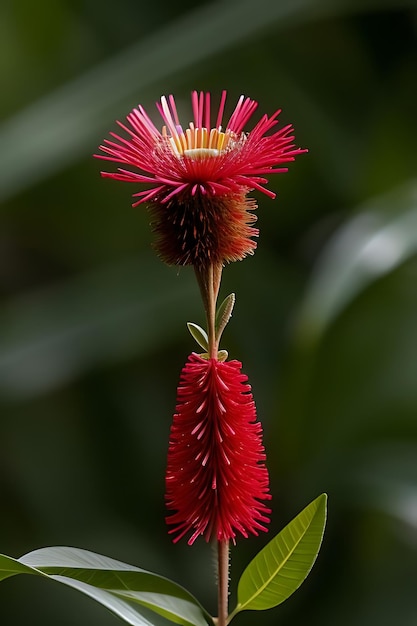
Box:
[1,0,417,624]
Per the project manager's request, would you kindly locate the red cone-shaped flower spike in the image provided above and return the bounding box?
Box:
[96,91,306,267]
[166,353,271,545]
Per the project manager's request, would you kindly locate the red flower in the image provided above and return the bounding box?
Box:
[165,353,271,545]
[96,91,306,267]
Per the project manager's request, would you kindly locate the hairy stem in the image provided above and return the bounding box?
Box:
[195,263,229,626]
[217,540,229,626]
[194,263,223,359]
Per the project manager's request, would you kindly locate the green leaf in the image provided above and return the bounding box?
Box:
[187,323,209,351]
[231,494,327,617]
[217,350,228,362]
[0,547,211,626]
[0,553,45,582]
[215,293,235,341]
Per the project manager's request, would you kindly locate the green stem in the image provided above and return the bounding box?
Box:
[194,263,223,359]
[194,262,229,626]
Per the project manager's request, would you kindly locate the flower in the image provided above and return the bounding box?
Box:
[96,91,306,267]
[165,352,271,545]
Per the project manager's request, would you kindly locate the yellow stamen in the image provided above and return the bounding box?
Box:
[178,131,188,153]
[186,128,193,149]
[165,122,233,159]
[217,132,226,152]
[208,128,217,149]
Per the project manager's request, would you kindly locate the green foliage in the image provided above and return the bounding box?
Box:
[187,323,209,352]
[0,548,211,626]
[215,293,235,342]
[1,1,417,625]
[0,497,326,626]
[231,494,327,617]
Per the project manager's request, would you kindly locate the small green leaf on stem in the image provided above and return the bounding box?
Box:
[215,294,235,342]
[197,350,228,361]
[229,494,327,620]
[187,323,209,351]
[217,350,228,362]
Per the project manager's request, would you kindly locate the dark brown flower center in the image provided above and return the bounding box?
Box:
[148,190,258,267]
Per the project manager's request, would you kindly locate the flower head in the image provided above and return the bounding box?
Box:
[165,352,271,545]
[96,91,306,267]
